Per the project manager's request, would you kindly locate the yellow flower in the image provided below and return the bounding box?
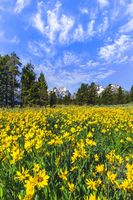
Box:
[87,132,93,138]
[70,127,76,133]
[68,182,75,192]
[96,164,104,173]
[94,154,99,161]
[33,163,40,173]
[23,194,33,200]
[86,139,96,146]
[10,148,24,164]
[15,167,30,182]
[89,194,96,200]
[86,179,97,190]
[87,195,101,200]
[126,137,132,142]
[59,169,68,181]
[24,176,35,197]
[107,171,117,183]
[34,169,49,189]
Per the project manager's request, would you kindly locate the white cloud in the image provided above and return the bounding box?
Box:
[98,0,109,8]
[33,11,45,34]
[28,41,53,57]
[59,15,74,43]
[32,1,74,44]
[98,17,109,34]
[80,8,89,15]
[73,20,96,42]
[63,52,80,66]
[125,2,133,16]
[0,31,19,44]
[14,0,31,13]
[119,19,133,33]
[99,34,133,63]
[73,25,84,42]
[10,36,20,44]
[28,41,43,57]
[87,20,95,37]
[45,2,61,43]
[95,70,115,79]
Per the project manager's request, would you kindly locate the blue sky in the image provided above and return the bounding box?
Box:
[0,0,133,92]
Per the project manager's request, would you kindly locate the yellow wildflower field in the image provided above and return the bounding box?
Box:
[0,106,133,200]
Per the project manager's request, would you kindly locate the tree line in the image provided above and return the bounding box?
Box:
[75,83,133,106]
[0,53,133,107]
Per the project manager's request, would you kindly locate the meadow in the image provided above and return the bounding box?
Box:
[0,106,133,200]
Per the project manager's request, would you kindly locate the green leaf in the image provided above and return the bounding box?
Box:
[0,186,3,198]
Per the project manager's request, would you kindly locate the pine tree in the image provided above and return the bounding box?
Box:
[62,95,71,105]
[7,52,21,107]
[101,84,114,105]
[124,92,131,104]
[49,91,57,107]
[130,85,133,102]
[0,56,5,106]
[0,55,11,107]
[38,72,48,106]
[76,83,88,105]
[116,86,125,104]
[21,63,36,106]
[88,82,98,105]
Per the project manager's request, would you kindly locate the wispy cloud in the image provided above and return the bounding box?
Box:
[73,25,85,42]
[99,34,133,63]
[59,15,74,44]
[98,17,109,34]
[125,2,133,16]
[33,3,45,34]
[98,0,109,8]
[32,1,74,44]
[80,7,89,15]
[0,32,19,44]
[119,19,133,33]
[14,0,31,13]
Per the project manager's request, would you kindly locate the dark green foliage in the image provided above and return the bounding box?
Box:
[130,85,133,102]
[21,63,36,106]
[88,82,98,105]
[7,52,21,107]
[101,84,115,105]
[0,53,21,107]
[116,86,125,104]
[49,91,57,107]
[124,92,131,104]
[62,95,71,105]
[38,72,48,106]
[76,83,88,105]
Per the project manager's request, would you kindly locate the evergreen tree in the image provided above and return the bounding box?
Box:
[21,63,36,106]
[62,94,71,105]
[38,72,48,106]
[130,85,133,102]
[0,55,12,107]
[88,82,98,105]
[101,84,114,105]
[49,91,57,107]
[116,86,125,104]
[124,92,131,104]
[0,56,5,106]
[7,52,21,107]
[76,83,88,105]
[29,82,40,106]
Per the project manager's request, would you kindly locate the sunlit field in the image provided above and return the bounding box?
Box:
[0,106,133,200]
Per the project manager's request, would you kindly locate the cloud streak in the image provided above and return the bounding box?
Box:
[14,0,31,13]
